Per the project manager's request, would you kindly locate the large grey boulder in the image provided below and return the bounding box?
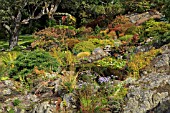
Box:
[123,43,170,113]
[123,73,170,113]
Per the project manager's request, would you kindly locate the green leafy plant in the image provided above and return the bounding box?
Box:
[59,71,78,93]
[119,35,133,42]
[73,41,96,54]
[94,25,101,34]
[0,51,20,77]
[89,38,115,47]
[47,19,57,27]
[13,99,21,106]
[96,57,126,69]
[73,38,115,54]
[9,49,59,82]
[123,0,151,13]
[50,49,76,69]
[8,109,15,113]
[1,51,20,67]
[143,19,170,45]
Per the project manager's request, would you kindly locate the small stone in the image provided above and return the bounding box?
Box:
[4,80,14,87]
[143,71,148,75]
[26,94,39,102]
[2,89,11,95]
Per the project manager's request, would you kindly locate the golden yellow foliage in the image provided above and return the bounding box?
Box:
[100,28,109,35]
[128,48,162,78]
[77,52,91,58]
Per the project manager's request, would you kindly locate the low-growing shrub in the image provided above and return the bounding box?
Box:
[73,38,115,54]
[50,49,76,68]
[123,0,151,13]
[143,19,170,45]
[65,38,80,50]
[32,26,77,51]
[9,49,59,81]
[96,57,127,69]
[127,48,161,78]
[77,73,127,113]
[89,38,115,47]
[73,41,96,54]
[119,35,133,42]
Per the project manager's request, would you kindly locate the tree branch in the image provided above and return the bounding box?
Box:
[21,0,62,24]
[3,23,12,34]
[52,0,61,13]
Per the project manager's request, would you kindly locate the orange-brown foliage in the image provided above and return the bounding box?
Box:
[65,38,80,49]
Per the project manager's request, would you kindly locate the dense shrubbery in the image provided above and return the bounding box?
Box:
[31,26,77,51]
[135,19,170,46]
[73,41,96,54]
[123,0,151,13]
[9,49,59,81]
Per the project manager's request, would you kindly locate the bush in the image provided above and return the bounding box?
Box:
[32,26,77,51]
[96,57,127,69]
[163,0,170,21]
[123,0,151,13]
[65,38,80,50]
[143,19,170,45]
[72,38,115,54]
[73,41,96,54]
[127,48,161,78]
[9,49,59,81]
[89,38,115,47]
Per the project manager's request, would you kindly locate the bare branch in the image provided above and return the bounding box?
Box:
[52,0,61,13]
[3,23,12,33]
[31,1,44,17]
[21,0,61,24]
[15,10,22,23]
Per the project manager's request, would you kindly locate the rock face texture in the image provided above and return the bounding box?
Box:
[123,73,170,113]
[123,44,170,113]
[125,10,163,25]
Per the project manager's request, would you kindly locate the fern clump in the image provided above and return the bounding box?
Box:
[9,49,59,80]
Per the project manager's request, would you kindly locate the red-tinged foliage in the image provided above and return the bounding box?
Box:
[110,15,130,26]
[77,27,93,36]
[34,27,76,39]
[107,15,135,37]
[62,16,67,24]
[108,23,135,37]
[56,97,62,112]
[31,27,77,50]
[132,34,139,43]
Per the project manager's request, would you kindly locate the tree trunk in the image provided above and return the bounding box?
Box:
[10,11,21,50]
[9,32,19,50]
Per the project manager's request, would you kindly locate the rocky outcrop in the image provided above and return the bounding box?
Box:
[141,44,170,75]
[0,79,39,113]
[125,10,164,25]
[123,73,170,113]
[123,43,170,113]
[0,77,79,113]
[77,45,111,64]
